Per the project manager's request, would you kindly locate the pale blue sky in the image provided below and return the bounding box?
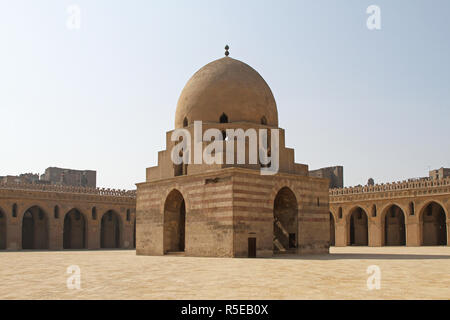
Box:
[1,0,449,189]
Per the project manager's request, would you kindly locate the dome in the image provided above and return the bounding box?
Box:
[175,57,278,128]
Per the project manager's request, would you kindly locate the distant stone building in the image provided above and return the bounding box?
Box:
[429,167,450,180]
[1,167,96,188]
[40,167,96,188]
[0,173,40,185]
[309,166,343,189]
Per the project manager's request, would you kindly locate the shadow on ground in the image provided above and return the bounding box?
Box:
[271,253,450,260]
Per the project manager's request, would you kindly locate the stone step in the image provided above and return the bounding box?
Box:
[165,251,185,256]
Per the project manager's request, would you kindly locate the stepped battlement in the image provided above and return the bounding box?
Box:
[0,182,136,198]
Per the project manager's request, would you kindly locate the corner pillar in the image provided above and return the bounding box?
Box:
[368,220,381,246]
[335,222,347,246]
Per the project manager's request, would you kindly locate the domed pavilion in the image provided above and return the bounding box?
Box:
[136,49,329,258]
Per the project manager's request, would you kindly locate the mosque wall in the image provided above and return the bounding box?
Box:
[137,170,235,257]
[0,184,136,250]
[330,178,450,247]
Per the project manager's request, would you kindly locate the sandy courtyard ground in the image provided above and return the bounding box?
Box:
[0,247,449,300]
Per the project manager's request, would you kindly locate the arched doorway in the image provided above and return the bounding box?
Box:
[384,205,406,246]
[133,218,136,248]
[101,210,121,248]
[22,206,49,249]
[163,190,186,253]
[348,207,368,246]
[0,208,6,250]
[330,213,335,246]
[273,187,298,252]
[421,202,447,246]
[63,209,86,249]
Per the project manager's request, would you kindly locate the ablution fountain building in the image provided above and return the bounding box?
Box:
[135,52,330,258]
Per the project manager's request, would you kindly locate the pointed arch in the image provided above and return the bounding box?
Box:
[22,206,49,249]
[409,202,415,216]
[420,201,447,246]
[100,210,122,248]
[273,187,298,252]
[261,116,267,125]
[347,206,368,246]
[382,204,406,246]
[219,113,228,123]
[63,208,87,249]
[12,203,18,218]
[163,189,186,253]
[371,204,377,217]
[329,212,335,246]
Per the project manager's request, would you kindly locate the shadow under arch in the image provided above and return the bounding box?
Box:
[0,207,6,250]
[329,212,336,246]
[419,201,447,246]
[273,186,298,253]
[134,217,136,249]
[22,205,49,250]
[100,210,123,249]
[163,189,186,253]
[381,204,406,246]
[346,206,368,246]
[63,208,87,249]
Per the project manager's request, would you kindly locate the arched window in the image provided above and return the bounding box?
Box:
[261,116,267,125]
[92,207,97,220]
[409,202,415,216]
[126,209,131,221]
[317,198,320,207]
[371,204,377,217]
[54,205,59,219]
[220,113,228,123]
[183,117,188,127]
[174,150,187,176]
[174,164,183,176]
[12,203,17,218]
[338,207,343,219]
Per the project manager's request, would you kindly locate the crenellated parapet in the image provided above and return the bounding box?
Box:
[329,177,450,202]
[0,182,136,198]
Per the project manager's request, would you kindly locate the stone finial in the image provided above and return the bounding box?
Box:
[225,45,230,56]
